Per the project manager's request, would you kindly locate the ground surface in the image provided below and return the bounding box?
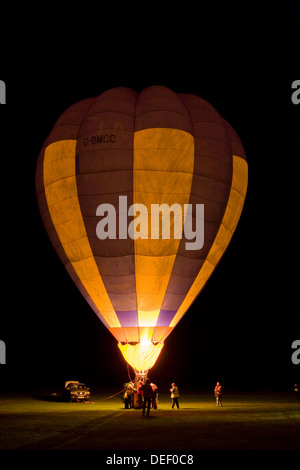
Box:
[0,390,299,455]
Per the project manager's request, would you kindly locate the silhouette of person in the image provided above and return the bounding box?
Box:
[141,379,154,416]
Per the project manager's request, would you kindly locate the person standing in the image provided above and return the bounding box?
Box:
[151,383,158,409]
[214,382,223,406]
[170,382,180,409]
[124,381,134,409]
[137,379,144,408]
[140,379,154,416]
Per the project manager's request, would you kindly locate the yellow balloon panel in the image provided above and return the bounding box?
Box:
[133,128,194,326]
[43,140,121,328]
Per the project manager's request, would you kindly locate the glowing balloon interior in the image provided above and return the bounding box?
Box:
[36,86,248,373]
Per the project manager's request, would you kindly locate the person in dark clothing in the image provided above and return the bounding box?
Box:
[137,379,144,408]
[140,379,154,416]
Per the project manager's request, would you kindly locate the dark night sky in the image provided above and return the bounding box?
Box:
[1,2,299,393]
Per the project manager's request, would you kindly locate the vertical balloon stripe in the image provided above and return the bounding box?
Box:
[43,139,121,328]
[169,155,248,328]
[133,128,194,327]
[152,326,173,342]
[108,328,127,342]
[158,94,233,323]
[75,88,138,338]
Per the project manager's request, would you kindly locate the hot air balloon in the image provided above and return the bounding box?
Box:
[35,86,248,380]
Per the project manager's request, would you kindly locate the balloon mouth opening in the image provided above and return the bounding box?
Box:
[118,341,164,372]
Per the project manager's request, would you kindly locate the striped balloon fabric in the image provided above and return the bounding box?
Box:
[36,86,248,372]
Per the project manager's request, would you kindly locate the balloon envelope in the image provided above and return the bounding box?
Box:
[36,86,248,372]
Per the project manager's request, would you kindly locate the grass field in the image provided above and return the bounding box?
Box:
[0,389,299,452]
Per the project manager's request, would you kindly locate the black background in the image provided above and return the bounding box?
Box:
[0,1,299,395]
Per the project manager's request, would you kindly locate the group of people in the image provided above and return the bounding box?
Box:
[124,380,223,415]
[124,379,159,414]
[139,379,158,416]
[124,381,300,412]
[123,379,179,416]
